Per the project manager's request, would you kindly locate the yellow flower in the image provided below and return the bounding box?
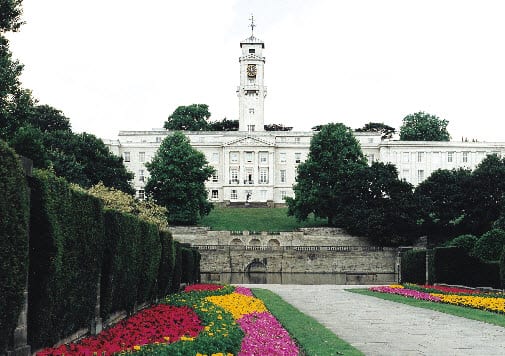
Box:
[133,345,141,351]
[180,335,195,342]
[206,293,267,319]
[163,336,170,341]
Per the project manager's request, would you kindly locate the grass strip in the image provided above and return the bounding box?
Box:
[252,288,363,356]
[348,289,505,328]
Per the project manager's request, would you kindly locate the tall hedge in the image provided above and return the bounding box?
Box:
[137,221,162,304]
[181,246,195,283]
[28,170,105,349]
[100,210,142,318]
[499,247,505,289]
[169,241,183,293]
[433,247,501,288]
[157,230,175,298]
[472,228,505,261]
[400,249,426,284]
[0,141,29,352]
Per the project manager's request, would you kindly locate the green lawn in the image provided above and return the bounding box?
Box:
[349,289,505,328]
[198,207,327,232]
[253,288,363,356]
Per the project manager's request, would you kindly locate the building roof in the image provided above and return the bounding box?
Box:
[240,35,265,48]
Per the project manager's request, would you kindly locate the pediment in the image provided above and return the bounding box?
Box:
[224,135,275,147]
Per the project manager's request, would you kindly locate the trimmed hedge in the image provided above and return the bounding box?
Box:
[500,247,505,289]
[472,228,505,261]
[0,141,29,352]
[433,247,501,288]
[169,241,183,293]
[137,221,162,304]
[157,230,175,298]
[181,246,195,284]
[28,170,105,349]
[400,249,426,284]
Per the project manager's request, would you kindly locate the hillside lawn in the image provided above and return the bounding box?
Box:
[198,207,327,232]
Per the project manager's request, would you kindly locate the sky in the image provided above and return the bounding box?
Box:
[7,0,505,141]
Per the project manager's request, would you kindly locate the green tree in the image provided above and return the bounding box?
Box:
[145,131,214,225]
[286,123,367,225]
[337,162,418,245]
[472,229,505,261]
[415,168,473,243]
[164,104,211,131]
[399,111,450,141]
[355,122,396,139]
[0,0,24,32]
[444,234,478,254]
[264,123,293,131]
[28,105,72,133]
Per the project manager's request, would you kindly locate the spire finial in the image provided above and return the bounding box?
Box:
[249,14,255,36]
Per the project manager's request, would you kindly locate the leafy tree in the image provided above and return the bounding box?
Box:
[164,104,211,131]
[336,162,418,245]
[28,105,72,133]
[145,131,214,225]
[286,123,367,225]
[311,125,323,131]
[208,118,239,131]
[399,111,450,141]
[415,168,473,243]
[472,229,505,261]
[355,122,396,139]
[0,0,24,32]
[9,125,50,168]
[264,123,293,131]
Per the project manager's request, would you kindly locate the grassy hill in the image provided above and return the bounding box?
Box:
[198,207,327,232]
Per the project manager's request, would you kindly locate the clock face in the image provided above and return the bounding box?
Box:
[247,64,257,78]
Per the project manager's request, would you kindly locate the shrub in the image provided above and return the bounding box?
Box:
[169,241,183,293]
[136,220,162,304]
[0,141,29,352]
[28,170,105,349]
[472,228,505,261]
[181,246,195,284]
[500,247,505,289]
[445,234,478,254]
[157,230,175,298]
[433,247,501,288]
[400,249,426,284]
[100,210,142,318]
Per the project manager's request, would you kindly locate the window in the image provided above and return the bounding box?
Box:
[230,169,239,184]
[245,168,253,184]
[212,173,219,182]
[367,154,375,164]
[463,151,469,163]
[137,189,145,200]
[231,190,238,200]
[139,152,145,163]
[124,152,130,162]
[211,190,219,200]
[417,169,424,182]
[402,169,409,179]
[139,169,145,182]
[280,169,286,183]
[259,168,268,184]
[211,152,219,163]
[295,137,301,143]
[417,152,424,162]
[402,152,409,163]
[230,151,239,163]
[280,191,287,199]
[245,151,253,163]
[260,190,267,201]
[247,125,255,132]
[249,48,255,54]
[279,153,286,163]
[295,152,301,163]
[448,152,454,163]
[156,137,161,143]
[249,108,255,114]
[259,151,268,164]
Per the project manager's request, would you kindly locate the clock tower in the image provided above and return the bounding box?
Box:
[237,16,267,132]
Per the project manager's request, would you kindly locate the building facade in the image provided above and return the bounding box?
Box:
[105,29,505,204]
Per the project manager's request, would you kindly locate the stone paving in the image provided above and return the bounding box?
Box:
[240,284,505,356]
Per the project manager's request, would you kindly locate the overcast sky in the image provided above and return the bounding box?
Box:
[7,0,505,141]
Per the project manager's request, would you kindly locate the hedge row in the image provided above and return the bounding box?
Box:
[400,249,426,284]
[0,141,30,352]
[0,168,200,350]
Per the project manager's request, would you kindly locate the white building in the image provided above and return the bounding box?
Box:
[106,27,505,205]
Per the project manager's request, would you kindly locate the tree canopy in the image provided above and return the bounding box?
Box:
[355,122,396,139]
[164,104,211,131]
[145,131,215,225]
[286,123,367,225]
[264,123,293,131]
[399,111,450,141]
[0,0,23,32]
[208,118,239,131]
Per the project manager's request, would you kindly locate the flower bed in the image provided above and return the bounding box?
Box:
[36,284,299,355]
[369,284,505,315]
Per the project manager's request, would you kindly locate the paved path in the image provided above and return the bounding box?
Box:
[240,284,505,356]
